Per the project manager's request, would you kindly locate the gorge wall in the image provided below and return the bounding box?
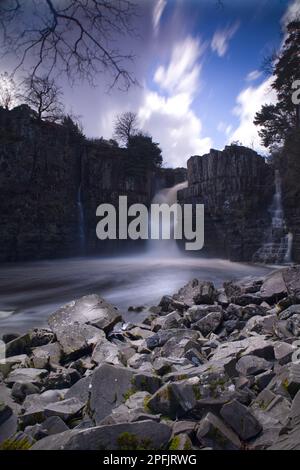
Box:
[279,130,300,263]
[0,106,186,261]
[178,146,275,261]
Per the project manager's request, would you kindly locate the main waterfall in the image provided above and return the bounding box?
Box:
[148,181,188,255]
[253,170,293,264]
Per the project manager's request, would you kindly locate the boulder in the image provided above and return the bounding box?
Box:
[0,354,29,378]
[48,294,122,335]
[220,399,262,440]
[192,311,223,336]
[235,355,273,376]
[91,337,124,366]
[31,420,172,450]
[196,412,241,450]
[89,364,135,424]
[6,368,48,387]
[5,329,54,357]
[44,397,85,422]
[31,343,61,369]
[54,323,105,360]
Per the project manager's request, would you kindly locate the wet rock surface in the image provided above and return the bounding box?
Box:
[1,265,300,450]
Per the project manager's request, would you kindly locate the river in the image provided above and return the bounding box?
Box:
[0,255,273,335]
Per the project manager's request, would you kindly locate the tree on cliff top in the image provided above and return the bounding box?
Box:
[113,111,138,145]
[0,0,137,89]
[21,76,64,122]
[254,20,300,148]
[127,133,163,171]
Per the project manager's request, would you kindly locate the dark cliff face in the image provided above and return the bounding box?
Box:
[0,106,186,261]
[0,106,82,261]
[178,146,274,261]
[279,130,300,263]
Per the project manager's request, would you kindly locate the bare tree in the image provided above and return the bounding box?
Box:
[0,71,17,109]
[113,111,138,145]
[21,76,64,121]
[0,0,138,89]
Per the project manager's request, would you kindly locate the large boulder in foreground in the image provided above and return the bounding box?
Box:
[260,266,300,302]
[31,420,172,450]
[48,294,122,335]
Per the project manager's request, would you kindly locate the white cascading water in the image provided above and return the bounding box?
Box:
[254,170,293,264]
[77,183,86,252]
[148,181,188,255]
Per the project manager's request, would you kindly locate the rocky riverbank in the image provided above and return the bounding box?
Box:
[1,266,300,450]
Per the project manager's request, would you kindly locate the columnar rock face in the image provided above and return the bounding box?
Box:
[0,105,82,261]
[0,106,186,261]
[279,131,300,263]
[178,145,274,261]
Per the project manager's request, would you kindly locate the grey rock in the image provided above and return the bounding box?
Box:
[5,329,54,357]
[172,420,197,437]
[174,279,215,306]
[279,304,300,320]
[220,399,262,440]
[0,354,29,378]
[92,337,124,366]
[11,382,40,402]
[31,420,172,450]
[55,323,105,360]
[287,314,300,337]
[185,305,222,324]
[48,294,122,334]
[236,355,272,376]
[44,397,85,422]
[269,423,300,450]
[192,311,223,336]
[89,364,135,424]
[196,412,241,450]
[211,337,274,363]
[44,368,80,390]
[6,367,48,387]
[31,343,61,369]
[274,342,296,365]
[0,402,12,426]
[260,270,288,302]
[64,375,92,403]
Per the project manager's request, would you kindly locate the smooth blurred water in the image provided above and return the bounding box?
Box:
[0,255,273,335]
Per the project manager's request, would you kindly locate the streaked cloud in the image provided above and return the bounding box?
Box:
[246,70,263,82]
[281,0,300,27]
[211,21,240,57]
[153,0,167,35]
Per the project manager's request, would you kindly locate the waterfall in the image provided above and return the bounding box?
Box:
[253,170,293,264]
[148,181,188,255]
[77,183,85,252]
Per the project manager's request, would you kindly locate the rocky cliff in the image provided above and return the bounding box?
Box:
[0,105,82,261]
[279,130,300,263]
[0,106,186,261]
[178,146,274,261]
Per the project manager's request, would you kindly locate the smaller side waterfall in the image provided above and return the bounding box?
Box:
[253,170,293,264]
[77,183,86,252]
[148,181,188,255]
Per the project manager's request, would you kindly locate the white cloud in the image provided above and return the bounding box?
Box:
[281,0,300,27]
[218,121,232,135]
[153,0,167,35]
[228,77,277,154]
[246,70,262,82]
[138,37,212,167]
[211,22,240,57]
